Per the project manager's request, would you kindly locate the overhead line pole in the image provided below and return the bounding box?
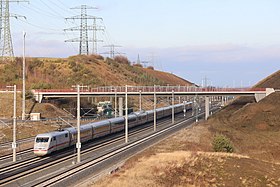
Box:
[139,90,142,111]
[72,84,88,163]
[12,85,16,162]
[7,85,16,162]
[125,85,128,143]
[76,85,81,163]
[154,85,156,131]
[172,90,174,124]
[22,31,26,120]
[114,86,117,118]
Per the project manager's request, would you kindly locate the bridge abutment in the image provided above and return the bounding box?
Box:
[255,88,275,102]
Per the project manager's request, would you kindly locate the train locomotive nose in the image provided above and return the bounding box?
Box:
[33,147,48,156]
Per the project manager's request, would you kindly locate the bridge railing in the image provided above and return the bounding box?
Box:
[32,86,266,94]
[86,86,265,93]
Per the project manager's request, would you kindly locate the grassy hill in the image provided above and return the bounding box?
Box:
[91,69,280,187]
[0,55,193,90]
[255,70,280,89]
[0,55,193,117]
[0,55,194,143]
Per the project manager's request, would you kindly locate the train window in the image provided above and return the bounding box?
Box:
[65,134,68,138]
[36,137,49,143]
[129,118,136,122]
[53,137,56,141]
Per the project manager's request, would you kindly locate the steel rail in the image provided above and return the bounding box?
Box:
[0,148,33,162]
[0,137,34,147]
[36,112,206,187]
[0,115,176,175]
[0,113,186,186]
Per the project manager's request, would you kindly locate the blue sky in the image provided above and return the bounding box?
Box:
[9,0,280,87]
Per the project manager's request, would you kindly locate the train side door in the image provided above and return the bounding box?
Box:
[52,136,57,151]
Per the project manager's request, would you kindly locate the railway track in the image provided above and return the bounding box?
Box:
[36,113,205,187]
[0,148,33,162]
[0,137,34,148]
[0,106,220,187]
[0,122,156,179]
[0,114,186,186]
[0,137,34,164]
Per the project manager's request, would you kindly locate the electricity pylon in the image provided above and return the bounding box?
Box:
[0,0,28,61]
[90,18,104,54]
[65,5,104,55]
[102,44,124,58]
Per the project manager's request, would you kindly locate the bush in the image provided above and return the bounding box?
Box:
[22,90,34,100]
[147,66,154,70]
[114,55,130,65]
[212,134,234,153]
[133,63,143,68]
[31,82,52,89]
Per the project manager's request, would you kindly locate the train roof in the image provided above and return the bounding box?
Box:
[64,127,77,134]
[134,111,148,117]
[128,113,137,120]
[108,116,125,123]
[156,107,165,112]
[146,109,154,114]
[90,120,110,128]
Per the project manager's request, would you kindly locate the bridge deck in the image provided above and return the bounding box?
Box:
[31,86,269,102]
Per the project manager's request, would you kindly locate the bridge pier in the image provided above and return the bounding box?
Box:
[139,90,142,111]
[34,91,43,103]
[205,96,210,120]
[221,96,225,106]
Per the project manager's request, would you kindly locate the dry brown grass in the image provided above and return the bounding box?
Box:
[0,55,193,89]
[0,92,34,118]
[93,151,280,187]
[89,71,280,187]
[255,69,280,89]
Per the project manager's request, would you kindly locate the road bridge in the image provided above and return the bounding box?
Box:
[32,86,273,102]
[32,86,275,120]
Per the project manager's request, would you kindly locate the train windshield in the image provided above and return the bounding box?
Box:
[36,137,49,143]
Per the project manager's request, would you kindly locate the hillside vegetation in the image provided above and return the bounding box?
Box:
[0,55,193,143]
[91,70,280,187]
[0,55,192,89]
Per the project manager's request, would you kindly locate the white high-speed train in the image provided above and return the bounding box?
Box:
[33,102,192,156]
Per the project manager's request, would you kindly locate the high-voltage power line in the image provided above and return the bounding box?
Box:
[64,5,104,55]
